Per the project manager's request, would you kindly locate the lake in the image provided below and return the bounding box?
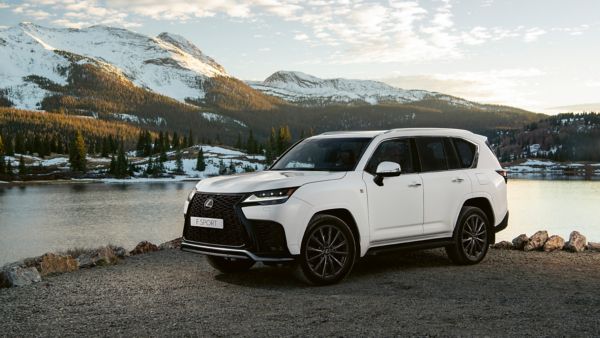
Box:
[1,179,599,265]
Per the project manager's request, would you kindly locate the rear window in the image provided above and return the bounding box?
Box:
[415,137,448,172]
[453,138,477,168]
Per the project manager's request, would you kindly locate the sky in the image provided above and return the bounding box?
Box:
[0,0,599,113]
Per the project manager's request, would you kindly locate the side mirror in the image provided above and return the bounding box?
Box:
[374,161,401,186]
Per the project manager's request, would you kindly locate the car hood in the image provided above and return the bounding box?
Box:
[195,170,347,193]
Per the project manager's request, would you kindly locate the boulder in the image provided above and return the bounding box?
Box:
[524,231,548,251]
[492,241,513,250]
[130,241,159,255]
[512,234,529,250]
[587,242,600,252]
[37,253,79,276]
[0,266,42,288]
[543,235,565,252]
[77,246,120,268]
[159,237,182,250]
[565,231,587,252]
[110,245,128,259]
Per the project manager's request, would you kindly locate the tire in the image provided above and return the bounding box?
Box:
[297,214,357,286]
[445,206,490,265]
[206,256,255,273]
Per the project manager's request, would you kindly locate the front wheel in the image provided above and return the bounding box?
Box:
[297,215,357,285]
[445,206,490,265]
[206,256,255,273]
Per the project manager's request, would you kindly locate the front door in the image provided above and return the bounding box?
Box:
[362,138,424,244]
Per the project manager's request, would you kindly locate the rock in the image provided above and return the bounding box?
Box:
[37,253,79,276]
[492,241,513,250]
[159,237,182,250]
[565,231,587,252]
[110,245,128,259]
[587,242,600,252]
[543,235,565,252]
[77,246,120,268]
[0,266,42,288]
[524,231,548,251]
[130,241,159,255]
[512,234,529,250]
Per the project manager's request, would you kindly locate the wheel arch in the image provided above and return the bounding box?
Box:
[461,197,496,244]
[310,208,361,256]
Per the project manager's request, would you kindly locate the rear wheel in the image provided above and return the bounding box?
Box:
[445,206,490,265]
[206,256,255,273]
[297,214,357,285]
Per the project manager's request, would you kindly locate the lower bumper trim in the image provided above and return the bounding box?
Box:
[181,239,295,262]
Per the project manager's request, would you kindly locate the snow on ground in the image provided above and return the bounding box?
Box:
[200,112,247,127]
[520,159,557,166]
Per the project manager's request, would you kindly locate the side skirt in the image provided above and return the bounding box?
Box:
[366,238,455,256]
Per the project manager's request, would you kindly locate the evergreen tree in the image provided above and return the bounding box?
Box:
[174,148,184,174]
[136,131,145,157]
[172,132,180,149]
[218,159,226,175]
[228,160,236,174]
[246,130,256,154]
[69,131,87,172]
[101,137,110,157]
[145,157,154,176]
[14,133,25,154]
[110,143,130,178]
[0,156,5,175]
[0,135,4,155]
[236,133,242,150]
[188,129,195,147]
[5,159,13,178]
[18,155,26,176]
[195,147,205,171]
[143,131,153,156]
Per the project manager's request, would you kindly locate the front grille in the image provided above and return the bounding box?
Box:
[184,193,247,247]
[253,221,288,254]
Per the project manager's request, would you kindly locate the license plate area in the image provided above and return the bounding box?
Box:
[190,217,224,229]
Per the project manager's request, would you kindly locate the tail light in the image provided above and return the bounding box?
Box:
[496,169,508,183]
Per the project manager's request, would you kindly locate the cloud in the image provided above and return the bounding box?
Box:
[0,2,9,9]
[382,68,545,108]
[523,27,546,42]
[294,33,309,41]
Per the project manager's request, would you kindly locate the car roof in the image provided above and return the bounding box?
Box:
[315,128,481,140]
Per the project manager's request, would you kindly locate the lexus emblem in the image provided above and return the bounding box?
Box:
[204,198,214,209]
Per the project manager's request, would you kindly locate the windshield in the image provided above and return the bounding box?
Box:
[271,137,372,171]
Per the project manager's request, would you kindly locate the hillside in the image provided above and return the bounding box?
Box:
[490,112,600,162]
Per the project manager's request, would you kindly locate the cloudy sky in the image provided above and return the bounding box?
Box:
[1,0,599,112]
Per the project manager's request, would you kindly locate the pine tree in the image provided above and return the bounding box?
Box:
[0,156,5,175]
[0,135,4,155]
[110,143,129,178]
[145,157,154,176]
[174,148,184,174]
[195,147,205,171]
[246,130,256,154]
[136,131,145,157]
[18,155,26,176]
[188,129,194,147]
[14,133,25,154]
[69,131,87,172]
[172,132,180,149]
[101,137,110,157]
[236,133,242,150]
[228,160,236,174]
[5,159,13,178]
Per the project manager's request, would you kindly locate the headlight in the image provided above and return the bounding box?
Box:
[242,187,298,205]
[187,188,197,202]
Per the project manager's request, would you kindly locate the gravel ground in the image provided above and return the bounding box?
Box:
[1,248,599,337]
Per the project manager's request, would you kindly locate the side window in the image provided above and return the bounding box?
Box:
[444,138,461,170]
[365,139,414,175]
[453,138,477,168]
[415,137,447,172]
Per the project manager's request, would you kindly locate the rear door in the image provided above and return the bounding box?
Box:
[416,137,471,236]
[362,138,424,243]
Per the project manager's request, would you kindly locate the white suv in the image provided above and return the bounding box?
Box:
[182,128,508,285]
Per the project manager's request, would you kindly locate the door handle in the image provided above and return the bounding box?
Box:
[408,182,422,187]
[452,178,464,183]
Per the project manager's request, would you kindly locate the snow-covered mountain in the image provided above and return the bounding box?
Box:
[0,22,227,109]
[247,71,478,108]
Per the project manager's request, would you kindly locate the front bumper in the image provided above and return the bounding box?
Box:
[182,192,301,260]
[181,238,294,262]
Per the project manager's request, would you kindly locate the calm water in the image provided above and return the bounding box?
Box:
[1,179,599,265]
